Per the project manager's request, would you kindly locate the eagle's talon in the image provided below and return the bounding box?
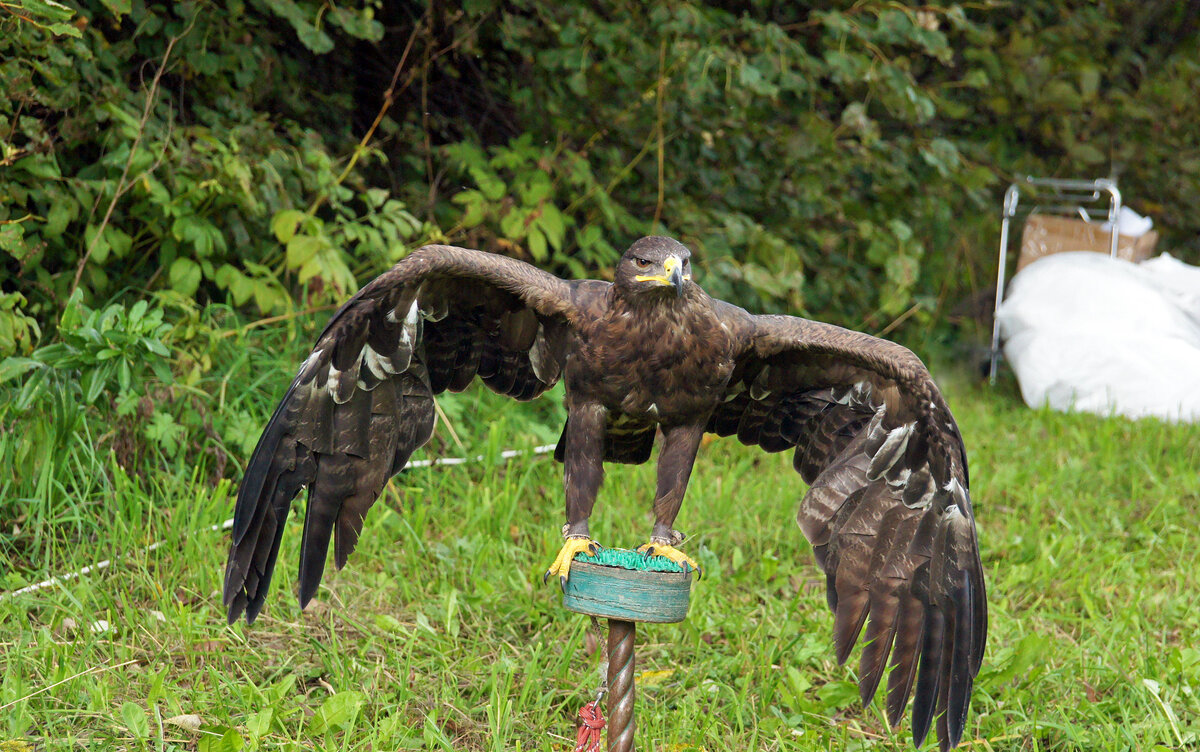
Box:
[545,535,600,588]
[637,541,702,577]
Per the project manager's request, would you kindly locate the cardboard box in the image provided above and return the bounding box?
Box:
[1017,214,1158,272]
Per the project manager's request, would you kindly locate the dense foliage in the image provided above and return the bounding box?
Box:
[4,1,1199,338]
[2,0,1199,559]
[3,5,1199,746]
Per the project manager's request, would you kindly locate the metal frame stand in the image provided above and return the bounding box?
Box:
[989,176,1122,383]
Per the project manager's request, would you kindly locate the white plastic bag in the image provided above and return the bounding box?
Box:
[996,252,1200,421]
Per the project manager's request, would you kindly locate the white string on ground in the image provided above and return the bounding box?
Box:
[0,443,556,602]
[405,443,556,468]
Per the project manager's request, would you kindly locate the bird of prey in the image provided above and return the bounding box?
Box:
[224,236,986,750]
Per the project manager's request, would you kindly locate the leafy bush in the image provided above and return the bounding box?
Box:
[2,291,172,408]
[0,0,416,326]
[0,292,40,357]
[442,135,632,276]
[3,0,1200,567]
[5,0,1199,337]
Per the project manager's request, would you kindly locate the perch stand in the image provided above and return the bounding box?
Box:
[561,549,695,752]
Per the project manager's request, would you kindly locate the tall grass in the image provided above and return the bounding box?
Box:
[1,333,1197,750]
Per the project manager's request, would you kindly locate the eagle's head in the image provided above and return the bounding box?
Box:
[615,236,692,298]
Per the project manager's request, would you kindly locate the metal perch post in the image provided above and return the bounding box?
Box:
[606,618,637,752]
[561,553,695,752]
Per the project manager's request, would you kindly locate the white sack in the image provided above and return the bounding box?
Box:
[996,252,1200,421]
[1099,205,1154,238]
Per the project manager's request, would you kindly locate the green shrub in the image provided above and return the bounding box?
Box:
[3,0,1199,567]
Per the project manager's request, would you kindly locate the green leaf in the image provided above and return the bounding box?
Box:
[308,691,364,735]
[246,707,273,740]
[328,6,383,41]
[963,69,989,88]
[0,357,42,385]
[444,141,488,171]
[286,235,323,269]
[146,411,185,454]
[85,224,111,264]
[470,167,507,201]
[815,679,859,710]
[15,367,49,411]
[13,154,62,180]
[1041,80,1081,111]
[264,0,335,53]
[887,219,914,244]
[527,227,547,261]
[128,300,146,325]
[46,21,82,37]
[121,701,149,739]
[21,0,76,21]
[364,188,389,209]
[169,258,202,296]
[538,204,567,250]
[919,138,961,177]
[80,364,111,404]
[452,190,487,228]
[373,614,405,632]
[198,728,245,752]
[577,225,601,248]
[296,23,334,53]
[271,210,307,243]
[98,0,132,16]
[118,358,132,392]
[44,198,77,238]
[520,172,553,204]
[0,224,27,261]
[499,208,527,240]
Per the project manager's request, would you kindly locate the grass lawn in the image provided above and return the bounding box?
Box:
[2,330,1199,750]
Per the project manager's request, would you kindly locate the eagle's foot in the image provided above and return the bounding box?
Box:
[544,535,601,590]
[638,540,702,578]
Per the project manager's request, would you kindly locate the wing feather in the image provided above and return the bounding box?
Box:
[710,311,986,751]
[224,246,576,624]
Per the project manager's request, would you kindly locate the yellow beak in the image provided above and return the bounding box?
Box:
[635,255,690,296]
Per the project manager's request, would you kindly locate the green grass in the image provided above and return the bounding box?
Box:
[2,341,1199,750]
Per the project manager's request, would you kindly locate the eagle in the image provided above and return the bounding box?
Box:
[224,236,986,750]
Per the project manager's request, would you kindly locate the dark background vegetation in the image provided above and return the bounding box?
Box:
[2,0,1199,568]
[4,4,1200,748]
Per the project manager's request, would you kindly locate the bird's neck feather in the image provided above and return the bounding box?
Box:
[610,284,704,314]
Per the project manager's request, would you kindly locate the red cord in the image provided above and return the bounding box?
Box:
[574,699,605,752]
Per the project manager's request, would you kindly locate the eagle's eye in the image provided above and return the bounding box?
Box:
[632,257,651,268]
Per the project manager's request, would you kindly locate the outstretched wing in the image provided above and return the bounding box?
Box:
[709,312,986,751]
[224,245,578,624]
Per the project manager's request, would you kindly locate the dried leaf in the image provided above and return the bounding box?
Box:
[165,714,203,731]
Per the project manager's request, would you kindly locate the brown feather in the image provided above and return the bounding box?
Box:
[224,240,986,752]
[225,246,573,625]
[716,313,984,751]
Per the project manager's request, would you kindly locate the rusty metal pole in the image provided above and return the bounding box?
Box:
[606,618,636,752]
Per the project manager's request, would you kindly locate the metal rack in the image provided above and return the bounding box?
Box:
[988,176,1122,383]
